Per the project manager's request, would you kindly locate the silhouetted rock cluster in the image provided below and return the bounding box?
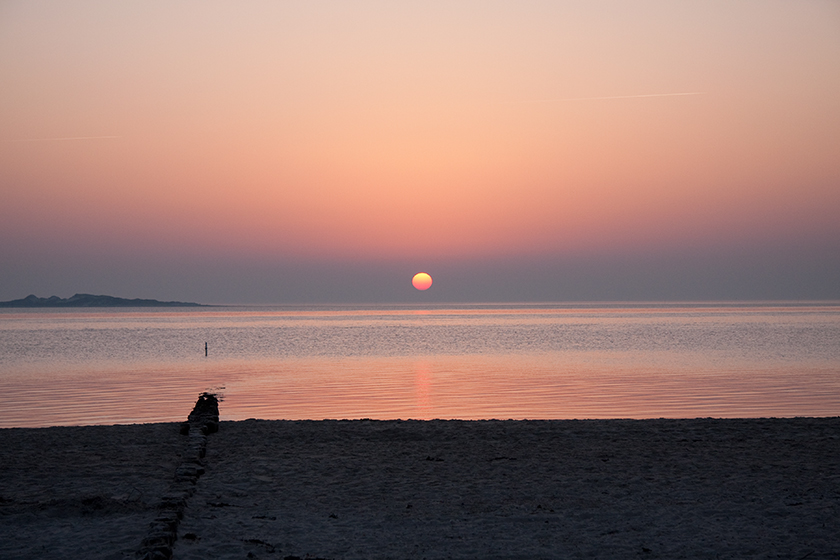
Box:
[136,393,220,560]
[185,392,220,435]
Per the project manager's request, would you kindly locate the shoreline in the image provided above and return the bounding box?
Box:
[2,416,839,559]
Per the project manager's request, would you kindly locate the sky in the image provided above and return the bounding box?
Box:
[1,0,839,304]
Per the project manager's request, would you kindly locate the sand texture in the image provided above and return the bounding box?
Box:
[1,418,839,559]
[174,418,840,559]
[0,423,183,560]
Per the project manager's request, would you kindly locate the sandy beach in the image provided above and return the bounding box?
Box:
[0,422,183,560]
[1,417,838,559]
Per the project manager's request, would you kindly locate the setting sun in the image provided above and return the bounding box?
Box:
[412,273,433,291]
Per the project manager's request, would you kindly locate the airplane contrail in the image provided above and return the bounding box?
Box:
[523,92,705,103]
[10,135,122,142]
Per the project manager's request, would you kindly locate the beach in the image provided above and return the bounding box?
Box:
[0,422,183,560]
[1,417,839,559]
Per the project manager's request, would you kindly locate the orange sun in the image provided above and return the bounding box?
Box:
[411,272,433,291]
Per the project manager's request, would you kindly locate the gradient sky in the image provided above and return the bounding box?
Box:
[2,1,839,303]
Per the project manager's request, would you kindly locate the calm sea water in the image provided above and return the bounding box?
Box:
[1,303,838,427]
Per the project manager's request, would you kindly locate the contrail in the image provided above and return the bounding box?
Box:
[10,135,122,142]
[521,92,705,103]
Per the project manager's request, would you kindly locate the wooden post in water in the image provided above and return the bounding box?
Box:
[205,342,208,357]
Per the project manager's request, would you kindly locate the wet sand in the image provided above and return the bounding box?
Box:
[1,418,839,559]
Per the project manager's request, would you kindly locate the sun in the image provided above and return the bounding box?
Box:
[412,272,433,291]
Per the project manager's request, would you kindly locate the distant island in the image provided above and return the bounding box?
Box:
[0,293,205,308]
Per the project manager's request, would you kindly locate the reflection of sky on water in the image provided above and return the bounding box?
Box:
[0,304,838,427]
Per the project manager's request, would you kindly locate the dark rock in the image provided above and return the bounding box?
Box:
[142,532,175,547]
[158,495,186,512]
[202,420,219,434]
[137,545,173,560]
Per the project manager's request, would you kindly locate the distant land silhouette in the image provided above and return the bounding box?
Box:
[0,293,204,307]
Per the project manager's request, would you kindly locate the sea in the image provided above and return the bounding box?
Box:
[1,302,838,428]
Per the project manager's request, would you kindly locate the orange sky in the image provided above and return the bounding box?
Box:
[1,1,839,302]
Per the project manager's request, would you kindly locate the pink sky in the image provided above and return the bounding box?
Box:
[1,1,839,302]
